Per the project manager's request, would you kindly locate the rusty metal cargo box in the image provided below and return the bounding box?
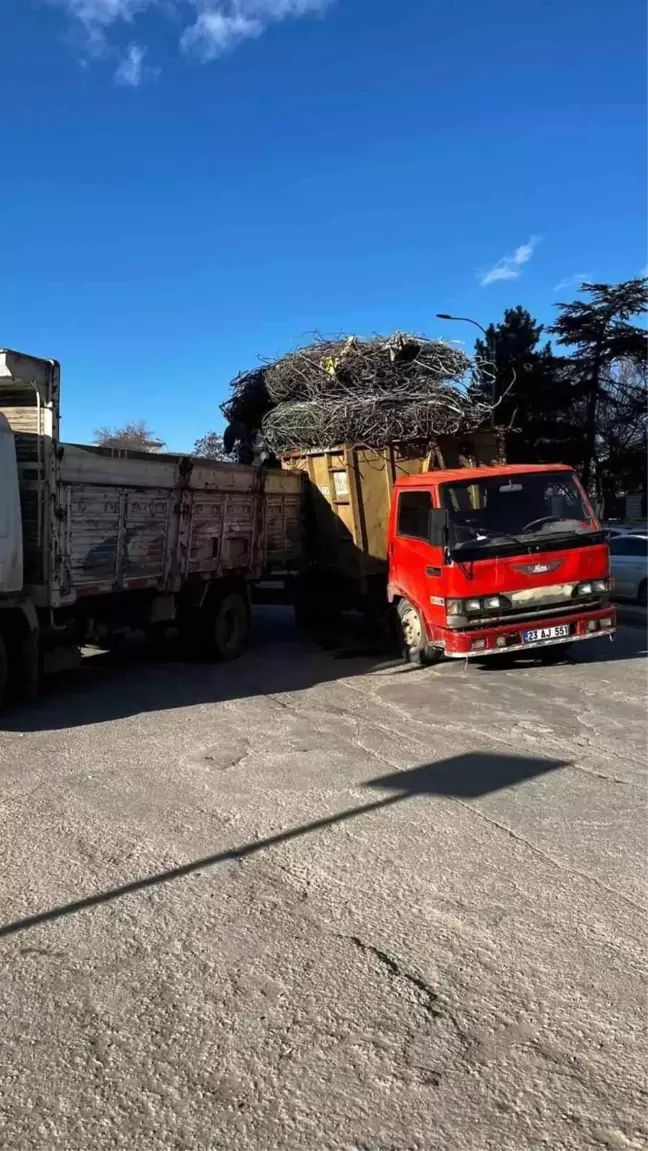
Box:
[280,432,504,583]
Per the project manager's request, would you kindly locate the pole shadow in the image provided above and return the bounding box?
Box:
[0,750,567,941]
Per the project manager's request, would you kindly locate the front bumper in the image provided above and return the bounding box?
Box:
[439,605,616,659]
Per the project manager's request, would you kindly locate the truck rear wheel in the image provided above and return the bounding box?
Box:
[397,600,442,667]
[204,591,250,662]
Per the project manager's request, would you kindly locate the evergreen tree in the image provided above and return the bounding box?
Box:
[549,278,648,492]
[472,306,569,463]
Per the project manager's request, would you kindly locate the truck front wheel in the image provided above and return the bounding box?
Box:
[396,600,442,667]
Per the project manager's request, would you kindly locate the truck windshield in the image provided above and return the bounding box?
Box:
[440,471,594,550]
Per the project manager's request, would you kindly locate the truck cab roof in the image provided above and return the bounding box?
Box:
[394,463,572,488]
[0,348,59,388]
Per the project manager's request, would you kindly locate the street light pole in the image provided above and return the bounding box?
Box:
[436,313,497,427]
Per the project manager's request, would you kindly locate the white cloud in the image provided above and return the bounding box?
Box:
[180,10,263,58]
[50,0,155,55]
[48,0,333,74]
[58,0,150,21]
[181,0,331,59]
[479,236,541,287]
[552,272,590,293]
[114,41,156,83]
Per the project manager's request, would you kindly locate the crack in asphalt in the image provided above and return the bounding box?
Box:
[451,799,647,912]
[343,934,442,1020]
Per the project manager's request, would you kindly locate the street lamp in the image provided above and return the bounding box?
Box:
[436,313,497,425]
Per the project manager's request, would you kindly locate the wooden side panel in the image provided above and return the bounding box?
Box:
[66,485,122,586]
[253,468,303,571]
[122,490,172,581]
[187,492,224,575]
[184,491,256,577]
[221,494,256,572]
[64,485,173,589]
[185,468,304,577]
[264,494,302,565]
[59,444,181,490]
[59,445,181,596]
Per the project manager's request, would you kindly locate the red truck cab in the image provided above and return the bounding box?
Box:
[388,464,615,661]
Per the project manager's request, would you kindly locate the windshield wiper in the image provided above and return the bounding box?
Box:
[452,528,530,551]
[521,514,563,534]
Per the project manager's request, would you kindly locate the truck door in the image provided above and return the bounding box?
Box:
[391,487,444,627]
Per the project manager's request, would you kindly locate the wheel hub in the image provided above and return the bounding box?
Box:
[402,608,422,648]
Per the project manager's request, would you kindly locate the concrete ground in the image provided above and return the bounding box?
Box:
[0,611,646,1151]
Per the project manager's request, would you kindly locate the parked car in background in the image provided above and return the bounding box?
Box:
[609,534,648,606]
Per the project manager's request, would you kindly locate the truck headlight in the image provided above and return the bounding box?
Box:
[576,579,609,596]
[446,599,463,616]
[445,595,509,617]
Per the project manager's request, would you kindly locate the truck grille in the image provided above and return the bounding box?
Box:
[465,594,605,630]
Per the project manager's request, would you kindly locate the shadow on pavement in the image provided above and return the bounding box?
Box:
[1,607,644,734]
[1,607,392,735]
[0,750,567,940]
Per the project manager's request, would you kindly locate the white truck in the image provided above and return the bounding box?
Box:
[0,349,303,710]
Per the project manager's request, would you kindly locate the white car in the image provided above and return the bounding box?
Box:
[609,533,648,606]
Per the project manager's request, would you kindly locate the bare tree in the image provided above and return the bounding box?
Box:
[93,420,165,453]
[193,431,233,461]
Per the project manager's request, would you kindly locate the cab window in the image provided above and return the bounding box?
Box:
[397,490,432,541]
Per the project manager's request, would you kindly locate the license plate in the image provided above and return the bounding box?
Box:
[523,624,570,643]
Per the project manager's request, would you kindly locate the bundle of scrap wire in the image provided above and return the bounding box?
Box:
[220,332,494,457]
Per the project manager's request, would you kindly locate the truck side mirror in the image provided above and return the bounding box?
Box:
[428,508,448,548]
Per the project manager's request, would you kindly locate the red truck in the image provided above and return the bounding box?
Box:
[283,445,616,663]
[389,463,615,662]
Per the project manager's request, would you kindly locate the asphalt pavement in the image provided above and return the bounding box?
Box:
[0,611,646,1151]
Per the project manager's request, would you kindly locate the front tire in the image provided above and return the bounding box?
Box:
[396,600,442,666]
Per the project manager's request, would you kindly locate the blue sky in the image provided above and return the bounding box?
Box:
[1,0,646,448]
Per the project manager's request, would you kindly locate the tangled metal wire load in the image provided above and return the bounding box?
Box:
[221,332,494,457]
